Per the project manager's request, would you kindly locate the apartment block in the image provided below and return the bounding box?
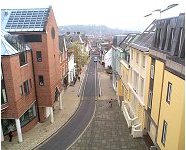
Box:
[144,13,185,150]
[1,6,67,142]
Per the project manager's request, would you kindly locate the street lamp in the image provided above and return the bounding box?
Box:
[144,3,179,18]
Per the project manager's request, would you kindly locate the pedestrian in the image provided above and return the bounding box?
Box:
[8,131,13,142]
[78,76,80,81]
[109,99,112,108]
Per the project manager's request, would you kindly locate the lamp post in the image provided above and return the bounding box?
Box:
[144,3,178,19]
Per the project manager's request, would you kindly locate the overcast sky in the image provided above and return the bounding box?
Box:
[0,0,185,31]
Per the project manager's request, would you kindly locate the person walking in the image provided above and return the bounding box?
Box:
[109,99,112,108]
[78,76,80,81]
[8,131,13,142]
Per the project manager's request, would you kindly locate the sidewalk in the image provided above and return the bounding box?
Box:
[1,66,87,150]
[70,63,148,150]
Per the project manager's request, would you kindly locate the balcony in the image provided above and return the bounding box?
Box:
[121,101,138,128]
[131,123,143,138]
[121,101,143,138]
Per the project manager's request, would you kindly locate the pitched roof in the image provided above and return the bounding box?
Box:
[119,33,139,50]
[1,8,50,32]
[130,20,156,52]
[151,13,185,60]
[113,35,127,47]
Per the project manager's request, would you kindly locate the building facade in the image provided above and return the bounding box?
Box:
[1,7,65,142]
[1,31,37,142]
[144,13,185,149]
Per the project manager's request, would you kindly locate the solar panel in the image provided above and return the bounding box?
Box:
[4,8,49,31]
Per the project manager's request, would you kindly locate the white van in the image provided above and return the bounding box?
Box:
[94,56,98,62]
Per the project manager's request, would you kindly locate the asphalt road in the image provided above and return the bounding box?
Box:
[38,56,98,150]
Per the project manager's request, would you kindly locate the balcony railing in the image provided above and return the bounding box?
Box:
[121,101,138,128]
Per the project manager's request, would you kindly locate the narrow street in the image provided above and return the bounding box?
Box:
[38,56,98,150]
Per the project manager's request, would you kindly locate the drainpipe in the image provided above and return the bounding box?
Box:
[30,50,41,122]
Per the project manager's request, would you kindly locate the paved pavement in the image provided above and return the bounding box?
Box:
[1,66,87,150]
[69,66,148,150]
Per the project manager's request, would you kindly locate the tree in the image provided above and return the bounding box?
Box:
[68,41,89,74]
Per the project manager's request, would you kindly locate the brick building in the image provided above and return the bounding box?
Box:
[1,30,37,142]
[1,7,67,142]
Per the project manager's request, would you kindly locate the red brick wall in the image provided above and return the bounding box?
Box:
[28,33,52,107]
[1,51,36,118]
[38,107,47,123]
[45,8,63,102]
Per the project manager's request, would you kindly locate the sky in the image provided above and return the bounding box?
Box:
[0,0,185,31]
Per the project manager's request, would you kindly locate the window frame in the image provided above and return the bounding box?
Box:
[39,75,44,86]
[150,65,155,79]
[142,55,145,68]
[131,49,133,60]
[20,85,23,95]
[29,79,32,88]
[36,51,42,62]
[148,91,153,109]
[19,51,27,66]
[161,120,168,146]
[140,77,144,97]
[166,82,172,104]
[23,80,30,95]
[136,52,139,64]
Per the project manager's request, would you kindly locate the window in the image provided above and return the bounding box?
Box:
[39,75,44,86]
[23,34,42,42]
[136,52,139,64]
[20,85,23,95]
[166,82,172,104]
[161,120,168,145]
[36,51,42,62]
[20,103,37,127]
[150,65,155,79]
[1,89,7,105]
[178,28,184,52]
[142,55,145,68]
[29,79,32,88]
[140,77,144,97]
[1,76,7,104]
[148,91,153,109]
[131,50,133,60]
[133,71,139,93]
[23,80,30,95]
[167,28,174,51]
[1,119,16,135]
[19,51,27,66]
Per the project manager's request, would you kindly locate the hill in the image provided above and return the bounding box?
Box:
[59,25,139,36]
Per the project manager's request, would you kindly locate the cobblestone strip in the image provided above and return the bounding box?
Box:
[69,100,148,150]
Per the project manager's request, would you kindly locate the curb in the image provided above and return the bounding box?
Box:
[32,66,89,150]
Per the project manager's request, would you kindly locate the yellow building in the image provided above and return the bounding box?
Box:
[120,60,129,103]
[144,14,185,149]
[123,23,156,138]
